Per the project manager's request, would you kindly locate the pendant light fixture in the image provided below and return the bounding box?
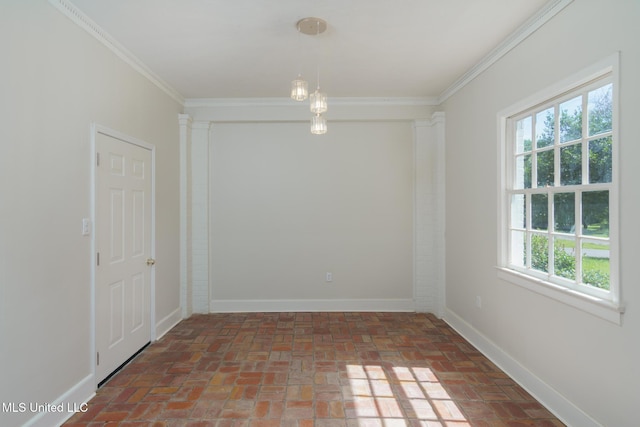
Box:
[310,90,327,114]
[291,74,308,101]
[310,64,327,114]
[290,17,328,134]
[311,113,327,135]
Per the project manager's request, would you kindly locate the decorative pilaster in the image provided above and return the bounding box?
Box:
[413,112,446,317]
[179,114,193,318]
[190,121,213,313]
[432,112,446,318]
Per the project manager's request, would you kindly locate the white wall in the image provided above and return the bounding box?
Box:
[184,100,442,312]
[442,1,639,426]
[0,1,182,426]
[210,120,414,305]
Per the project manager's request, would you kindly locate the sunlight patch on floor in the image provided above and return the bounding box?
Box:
[347,364,470,426]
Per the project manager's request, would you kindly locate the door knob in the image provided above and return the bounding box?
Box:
[146,258,156,266]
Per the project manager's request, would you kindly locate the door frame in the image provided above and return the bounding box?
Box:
[90,123,157,388]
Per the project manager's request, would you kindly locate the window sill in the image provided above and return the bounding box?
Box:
[496,267,624,325]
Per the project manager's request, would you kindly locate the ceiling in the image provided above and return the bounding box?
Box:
[68,0,551,101]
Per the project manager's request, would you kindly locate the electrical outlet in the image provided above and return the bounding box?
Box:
[326,272,333,282]
[475,296,482,308]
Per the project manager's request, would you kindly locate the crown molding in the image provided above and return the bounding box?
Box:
[328,97,439,107]
[437,0,574,104]
[48,0,185,105]
[191,121,214,130]
[49,0,570,109]
[178,113,192,126]
[414,112,446,127]
[184,97,438,109]
[430,111,446,124]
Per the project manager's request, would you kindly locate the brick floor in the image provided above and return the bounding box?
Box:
[63,312,565,426]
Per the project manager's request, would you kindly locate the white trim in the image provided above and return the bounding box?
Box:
[209,299,415,313]
[608,54,621,305]
[412,121,418,311]
[22,374,95,427]
[444,308,603,427]
[192,121,212,314]
[412,113,446,317]
[496,53,618,120]
[155,307,183,340]
[89,122,99,390]
[92,124,156,152]
[88,123,97,401]
[149,143,157,340]
[178,114,192,319]
[438,0,574,103]
[48,0,571,109]
[433,112,446,318]
[496,53,621,324]
[430,111,446,125]
[497,268,623,324]
[185,97,438,109]
[47,0,184,105]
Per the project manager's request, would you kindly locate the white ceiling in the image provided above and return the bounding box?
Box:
[68,0,551,101]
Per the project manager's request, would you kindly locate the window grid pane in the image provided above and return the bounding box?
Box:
[531,234,548,273]
[553,237,576,281]
[588,83,613,137]
[589,136,612,184]
[582,190,609,238]
[581,239,610,291]
[514,154,532,189]
[515,116,532,154]
[507,78,614,298]
[531,194,548,231]
[535,107,554,149]
[559,96,583,143]
[537,150,554,187]
[510,230,526,268]
[510,194,526,229]
[554,192,575,233]
[560,144,582,185]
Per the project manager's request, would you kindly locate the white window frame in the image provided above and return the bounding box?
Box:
[497,53,623,324]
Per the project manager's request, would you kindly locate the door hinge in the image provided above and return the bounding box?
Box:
[97,352,100,366]
[96,252,100,266]
[96,152,100,166]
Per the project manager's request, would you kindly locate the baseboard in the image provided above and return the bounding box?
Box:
[209,298,415,313]
[155,307,182,340]
[18,307,181,427]
[443,308,601,427]
[21,374,95,427]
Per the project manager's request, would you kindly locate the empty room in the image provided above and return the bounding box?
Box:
[1,1,638,426]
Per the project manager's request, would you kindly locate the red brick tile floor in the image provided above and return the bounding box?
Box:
[64,312,564,427]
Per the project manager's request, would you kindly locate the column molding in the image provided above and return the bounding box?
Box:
[178,114,193,318]
[413,112,446,317]
[191,121,213,313]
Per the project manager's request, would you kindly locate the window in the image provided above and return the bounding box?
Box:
[498,55,622,323]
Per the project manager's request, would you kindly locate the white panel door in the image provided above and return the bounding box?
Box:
[95,131,152,384]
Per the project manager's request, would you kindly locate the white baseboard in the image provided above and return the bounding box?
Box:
[443,308,601,427]
[209,298,415,313]
[155,307,183,340]
[19,307,181,427]
[21,374,95,427]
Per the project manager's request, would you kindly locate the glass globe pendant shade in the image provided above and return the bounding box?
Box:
[311,114,327,135]
[310,89,328,114]
[290,75,308,101]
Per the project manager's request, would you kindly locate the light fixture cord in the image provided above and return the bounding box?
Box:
[297,22,303,77]
[316,20,321,90]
